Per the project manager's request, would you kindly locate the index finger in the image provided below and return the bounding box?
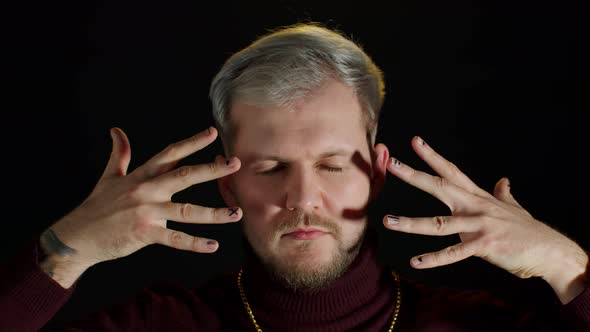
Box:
[133,126,219,179]
[411,136,492,199]
[148,156,241,197]
[387,156,472,212]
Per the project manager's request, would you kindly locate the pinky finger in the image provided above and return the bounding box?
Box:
[151,226,219,253]
[410,242,476,269]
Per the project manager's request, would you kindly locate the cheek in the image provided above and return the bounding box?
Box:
[233,175,278,210]
[325,170,371,207]
[232,175,278,235]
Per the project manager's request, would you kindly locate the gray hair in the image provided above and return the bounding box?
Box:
[209,22,385,153]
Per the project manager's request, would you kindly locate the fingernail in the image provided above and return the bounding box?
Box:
[411,257,423,265]
[417,136,426,146]
[387,215,400,225]
[506,178,510,188]
[390,157,402,169]
[207,240,218,249]
[228,207,240,218]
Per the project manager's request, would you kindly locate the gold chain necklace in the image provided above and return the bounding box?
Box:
[237,269,402,332]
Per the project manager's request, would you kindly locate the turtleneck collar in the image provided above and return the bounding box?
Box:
[240,236,396,331]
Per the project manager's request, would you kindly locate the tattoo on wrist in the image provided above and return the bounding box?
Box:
[40,229,76,257]
[40,259,55,278]
[39,229,77,279]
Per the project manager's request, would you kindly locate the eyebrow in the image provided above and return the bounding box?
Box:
[249,149,354,163]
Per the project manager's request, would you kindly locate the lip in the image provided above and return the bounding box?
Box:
[283,228,328,240]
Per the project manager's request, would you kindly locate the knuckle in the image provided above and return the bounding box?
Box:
[188,133,201,145]
[208,161,218,174]
[127,183,150,202]
[447,161,460,176]
[164,143,180,158]
[445,245,461,260]
[175,166,191,178]
[477,198,498,213]
[131,204,151,220]
[479,215,495,228]
[179,203,193,220]
[168,231,184,248]
[132,222,151,243]
[435,176,449,190]
[433,216,447,233]
[481,235,498,250]
[430,253,442,266]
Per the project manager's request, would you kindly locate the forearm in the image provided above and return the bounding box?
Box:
[0,239,76,332]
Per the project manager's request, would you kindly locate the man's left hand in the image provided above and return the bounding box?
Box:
[383,136,588,304]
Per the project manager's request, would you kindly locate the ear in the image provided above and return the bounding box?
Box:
[214,155,239,207]
[217,174,239,207]
[369,143,389,201]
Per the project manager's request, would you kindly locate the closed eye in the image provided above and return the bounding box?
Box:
[258,164,287,175]
[320,165,343,173]
[257,164,342,175]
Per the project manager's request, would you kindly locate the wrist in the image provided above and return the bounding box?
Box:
[542,242,589,304]
[39,252,95,289]
[38,227,97,288]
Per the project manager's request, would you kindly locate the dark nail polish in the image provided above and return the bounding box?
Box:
[387,215,400,224]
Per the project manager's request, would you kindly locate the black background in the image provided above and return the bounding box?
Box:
[2,0,588,328]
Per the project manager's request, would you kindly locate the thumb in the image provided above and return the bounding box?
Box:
[493,177,523,209]
[101,127,131,178]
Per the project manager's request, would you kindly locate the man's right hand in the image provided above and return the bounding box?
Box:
[39,126,242,288]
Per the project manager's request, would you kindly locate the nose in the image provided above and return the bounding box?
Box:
[284,165,321,212]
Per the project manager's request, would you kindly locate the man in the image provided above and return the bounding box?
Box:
[1,23,588,331]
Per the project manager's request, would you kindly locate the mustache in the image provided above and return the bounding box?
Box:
[274,210,339,235]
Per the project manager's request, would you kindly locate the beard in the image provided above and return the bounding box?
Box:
[244,209,367,291]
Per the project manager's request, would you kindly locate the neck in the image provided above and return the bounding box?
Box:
[239,233,395,331]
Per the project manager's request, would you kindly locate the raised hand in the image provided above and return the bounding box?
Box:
[40,126,242,288]
[382,136,588,304]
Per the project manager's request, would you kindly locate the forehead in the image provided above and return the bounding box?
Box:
[229,80,367,159]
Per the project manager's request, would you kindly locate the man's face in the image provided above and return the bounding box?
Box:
[220,79,383,289]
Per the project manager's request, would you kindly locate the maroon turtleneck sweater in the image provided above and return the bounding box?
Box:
[1,237,589,332]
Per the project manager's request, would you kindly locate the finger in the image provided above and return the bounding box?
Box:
[156,202,242,224]
[148,156,241,196]
[387,156,472,212]
[383,215,481,236]
[133,126,218,180]
[411,136,492,199]
[410,241,478,269]
[101,127,132,178]
[148,226,220,253]
[493,177,517,205]
[493,177,530,215]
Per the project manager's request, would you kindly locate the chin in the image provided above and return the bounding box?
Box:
[265,239,353,290]
[288,246,335,270]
